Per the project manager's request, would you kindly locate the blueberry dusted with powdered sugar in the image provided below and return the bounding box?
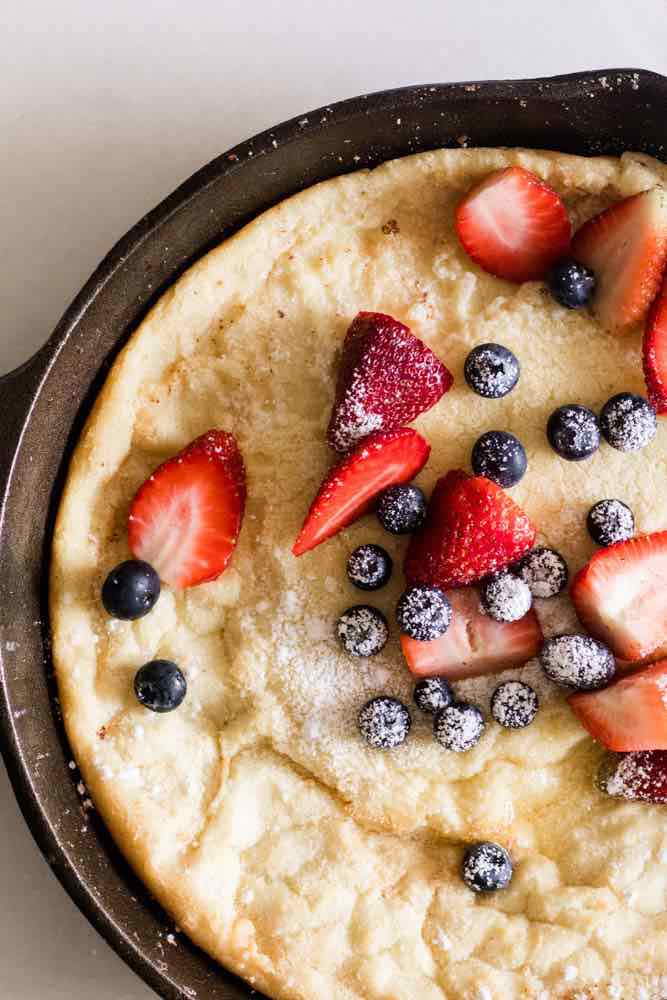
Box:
[413,677,454,715]
[587,499,635,547]
[462,842,513,893]
[347,544,393,591]
[377,484,427,534]
[547,404,600,461]
[480,572,532,622]
[600,392,657,453]
[540,634,615,690]
[464,343,520,399]
[358,696,411,749]
[491,681,538,729]
[433,701,485,752]
[513,547,568,599]
[396,585,452,641]
[337,605,388,657]
[471,430,527,488]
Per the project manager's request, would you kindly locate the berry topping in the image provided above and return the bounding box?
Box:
[571,531,667,661]
[358,696,411,749]
[336,605,388,657]
[327,311,453,453]
[377,484,427,534]
[293,428,430,556]
[598,750,667,803]
[401,588,542,680]
[434,701,485,752]
[599,392,657,452]
[539,635,615,691]
[471,430,527,488]
[571,187,667,330]
[128,430,246,589]
[101,560,160,621]
[413,677,453,715]
[569,660,667,752]
[464,343,520,399]
[491,681,539,729]
[461,842,513,893]
[513,547,569,599]
[546,404,600,461]
[480,572,532,623]
[347,544,393,591]
[455,165,571,282]
[587,499,635,547]
[134,659,187,713]
[396,585,452,641]
[547,256,596,309]
[643,275,667,413]
[404,470,536,591]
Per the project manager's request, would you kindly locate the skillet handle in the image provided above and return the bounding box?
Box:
[0,346,51,501]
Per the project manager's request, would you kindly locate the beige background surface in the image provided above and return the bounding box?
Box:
[1,1,666,996]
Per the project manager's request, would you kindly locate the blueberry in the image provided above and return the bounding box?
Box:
[587,499,635,547]
[358,696,411,749]
[134,659,187,713]
[396,585,452,641]
[471,430,527,488]
[600,392,657,453]
[414,677,453,715]
[464,343,520,399]
[491,681,539,729]
[513,547,568,599]
[547,257,596,309]
[433,701,485,752]
[347,544,393,591]
[480,572,532,622]
[337,605,388,657]
[462,842,513,893]
[101,559,160,620]
[540,634,615,690]
[377,485,426,534]
[546,404,600,461]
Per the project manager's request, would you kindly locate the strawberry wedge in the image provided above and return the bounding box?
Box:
[569,660,667,751]
[401,587,542,680]
[643,275,667,413]
[292,428,430,556]
[571,532,667,662]
[599,750,667,803]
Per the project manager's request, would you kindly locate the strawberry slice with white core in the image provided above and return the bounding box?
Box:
[571,187,667,331]
[292,428,430,556]
[128,430,246,589]
[643,275,667,413]
[570,532,667,662]
[455,165,571,282]
[401,587,543,680]
[569,660,667,752]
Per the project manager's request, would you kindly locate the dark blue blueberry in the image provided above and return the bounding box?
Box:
[433,701,485,752]
[337,605,388,657]
[358,696,411,749]
[134,659,187,713]
[600,392,657,453]
[491,681,539,729]
[513,547,568,599]
[464,343,520,399]
[462,842,513,892]
[102,560,160,620]
[414,677,453,715]
[539,635,615,690]
[480,572,532,622]
[587,499,635,547]
[546,404,600,461]
[377,485,426,534]
[547,257,596,309]
[396,585,451,641]
[471,430,527,488]
[347,544,393,591]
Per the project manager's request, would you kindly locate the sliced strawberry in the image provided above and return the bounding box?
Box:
[128,430,246,589]
[455,165,571,283]
[598,749,667,803]
[327,312,453,454]
[292,428,430,556]
[643,275,667,413]
[571,187,667,330]
[569,660,667,751]
[404,470,536,590]
[401,587,542,680]
[571,532,667,662]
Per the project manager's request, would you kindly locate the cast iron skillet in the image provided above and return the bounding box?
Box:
[1,69,666,1000]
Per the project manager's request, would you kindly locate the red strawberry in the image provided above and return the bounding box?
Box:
[292,428,430,556]
[571,187,667,330]
[598,749,667,803]
[327,312,453,453]
[569,660,667,752]
[570,532,667,663]
[455,165,571,282]
[401,587,542,680]
[643,275,667,413]
[128,430,246,589]
[404,470,536,590]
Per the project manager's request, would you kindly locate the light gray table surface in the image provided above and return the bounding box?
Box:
[2,1,666,996]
